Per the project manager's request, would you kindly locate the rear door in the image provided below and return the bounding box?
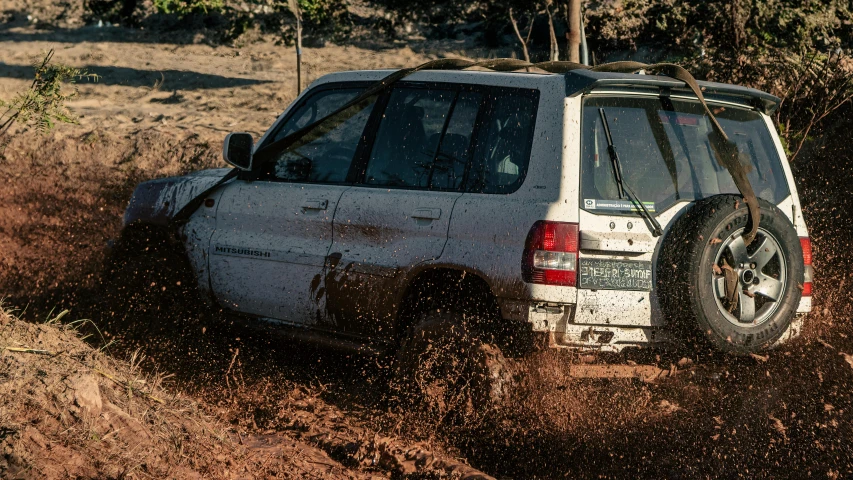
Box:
[208,85,378,325]
[321,85,484,337]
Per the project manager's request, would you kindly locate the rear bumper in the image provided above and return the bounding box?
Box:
[500,297,809,352]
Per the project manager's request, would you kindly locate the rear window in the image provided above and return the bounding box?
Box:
[581,96,790,215]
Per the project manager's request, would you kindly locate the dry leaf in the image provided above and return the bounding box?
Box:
[840,352,853,368]
[769,414,787,440]
[750,353,769,363]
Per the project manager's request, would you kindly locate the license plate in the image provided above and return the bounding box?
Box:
[578,259,653,291]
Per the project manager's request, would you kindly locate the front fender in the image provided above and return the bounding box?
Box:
[123,168,231,227]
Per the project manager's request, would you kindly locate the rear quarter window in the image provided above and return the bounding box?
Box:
[465,89,540,194]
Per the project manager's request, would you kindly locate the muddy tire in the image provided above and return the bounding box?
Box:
[657,194,804,355]
[100,224,202,333]
[392,312,513,421]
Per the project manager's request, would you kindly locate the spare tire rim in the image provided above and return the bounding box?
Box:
[713,227,787,327]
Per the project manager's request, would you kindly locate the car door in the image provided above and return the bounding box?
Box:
[208,85,378,326]
[320,85,484,338]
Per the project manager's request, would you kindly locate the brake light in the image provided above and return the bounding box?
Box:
[522,221,579,286]
[800,237,813,297]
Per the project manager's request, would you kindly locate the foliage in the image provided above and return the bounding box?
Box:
[586,0,853,59]
[763,52,853,161]
[278,0,351,42]
[0,50,97,142]
[152,0,225,16]
[298,0,344,28]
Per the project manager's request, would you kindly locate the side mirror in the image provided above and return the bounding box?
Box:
[223,132,253,171]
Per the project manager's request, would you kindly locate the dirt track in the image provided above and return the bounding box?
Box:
[2,22,853,479]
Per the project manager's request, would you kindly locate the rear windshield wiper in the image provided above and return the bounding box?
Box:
[598,108,664,237]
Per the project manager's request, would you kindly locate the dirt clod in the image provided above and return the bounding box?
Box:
[70,373,103,416]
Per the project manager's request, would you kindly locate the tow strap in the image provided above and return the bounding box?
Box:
[170,58,759,245]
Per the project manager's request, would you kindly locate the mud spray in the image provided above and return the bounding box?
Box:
[2,127,852,478]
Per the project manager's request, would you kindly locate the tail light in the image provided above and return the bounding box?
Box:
[800,237,813,297]
[522,221,579,286]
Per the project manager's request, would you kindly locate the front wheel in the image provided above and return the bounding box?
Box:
[391,311,512,422]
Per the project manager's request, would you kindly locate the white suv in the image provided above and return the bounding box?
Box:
[122,66,813,361]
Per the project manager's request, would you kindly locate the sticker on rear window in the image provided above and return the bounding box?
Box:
[583,199,656,212]
[579,258,653,291]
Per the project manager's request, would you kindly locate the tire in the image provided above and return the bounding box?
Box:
[657,194,804,355]
[392,311,512,421]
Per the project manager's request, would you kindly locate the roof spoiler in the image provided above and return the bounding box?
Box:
[565,69,780,114]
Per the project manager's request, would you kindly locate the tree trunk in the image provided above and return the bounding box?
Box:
[296,19,302,94]
[546,2,559,61]
[508,8,531,64]
[566,0,582,63]
[288,0,303,94]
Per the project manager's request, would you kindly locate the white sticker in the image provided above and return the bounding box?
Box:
[583,199,655,212]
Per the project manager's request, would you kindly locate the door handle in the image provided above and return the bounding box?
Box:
[302,199,328,210]
[411,208,441,220]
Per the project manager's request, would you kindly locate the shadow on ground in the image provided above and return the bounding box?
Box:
[0,62,271,89]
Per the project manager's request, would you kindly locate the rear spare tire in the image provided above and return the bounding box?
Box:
[657,194,804,355]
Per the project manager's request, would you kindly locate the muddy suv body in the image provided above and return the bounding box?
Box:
[124,68,813,355]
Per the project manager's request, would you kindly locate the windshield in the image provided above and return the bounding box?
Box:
[581,95,790,215]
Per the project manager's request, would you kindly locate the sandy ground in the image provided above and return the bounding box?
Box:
[0,23,465,141]
[2,21,853,480]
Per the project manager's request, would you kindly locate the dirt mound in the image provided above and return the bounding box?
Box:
[0,128,220,313]
[0,307,375,479]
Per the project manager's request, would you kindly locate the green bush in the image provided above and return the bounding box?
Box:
[152,0,224,16]
[1,50,96,140]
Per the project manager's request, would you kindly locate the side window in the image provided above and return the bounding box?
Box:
[466,91,539,194]
[263,87,376,184]
[272,88,362,142]
[364,87,456,188]
[431,91,482,190]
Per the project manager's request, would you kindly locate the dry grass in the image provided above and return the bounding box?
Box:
[0,305,361,479]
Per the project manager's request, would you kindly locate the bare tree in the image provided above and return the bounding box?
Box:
[508,7,533,63]
[545,1,559,61]
[287,0,303,94]
[773,52,853,162]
